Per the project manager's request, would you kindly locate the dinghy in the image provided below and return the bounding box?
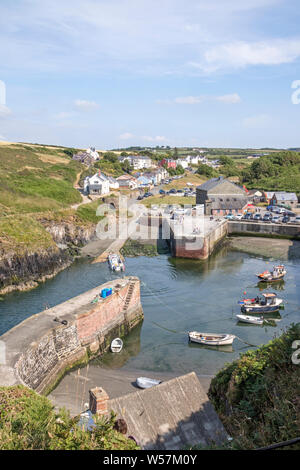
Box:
[136,377,162,389]
[236,314,264,325]
[108,253,125,272]
[257,265,286,282]
[110,338,123,353]
[188,331,235,346]
[240,293,283,314]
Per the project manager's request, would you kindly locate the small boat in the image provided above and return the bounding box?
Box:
[257,265,286,282]
[110,338,123,353]
[188,331,235,346]
[108,253,125,272]
[236,314,264,325]
[136,377,162,389]
[240,293,283,314]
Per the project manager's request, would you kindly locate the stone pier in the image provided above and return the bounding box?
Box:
[0,276,143,394]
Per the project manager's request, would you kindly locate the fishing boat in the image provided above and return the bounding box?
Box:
[236,314,264,325]
[108,253,125,272]
[240,293,283,314]
[257,265,286,282]
[188,331,235,346]
[136,377,162,389]
[110,338,123,353]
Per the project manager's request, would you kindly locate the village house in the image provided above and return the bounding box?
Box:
[118,155,153,170]
[84,171,110,195]
[116,174,138,189]
[86,147,100,160]
[270,192,298,208]
[159,158,177,169]
[196,176,248,216]
[72,151,94,166]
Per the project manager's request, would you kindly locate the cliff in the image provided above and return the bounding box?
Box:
[0,215,96,295]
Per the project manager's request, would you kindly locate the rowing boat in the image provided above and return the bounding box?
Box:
[236,314,264,325]
[136,377,162,389]
[110,337,123,353]
[188,331,235,346]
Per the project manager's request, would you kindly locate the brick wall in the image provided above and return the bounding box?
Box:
[14,277,143,393]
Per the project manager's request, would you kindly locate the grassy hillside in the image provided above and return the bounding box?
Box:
[0,143,105,258]
[0,144,82,215]
[241,151,300,195]
[209,323,300,450]
[0,385,138,450]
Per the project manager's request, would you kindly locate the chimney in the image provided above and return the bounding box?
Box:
[89,387,109,415]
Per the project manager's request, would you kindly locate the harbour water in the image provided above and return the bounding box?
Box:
[0,246,299,377]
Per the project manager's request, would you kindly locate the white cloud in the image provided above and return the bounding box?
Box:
[216,93,241,104]
[142,135,167,142]
[74,100,99,111]
[242,114,271,128]
[195,39,300,72]
[158,94,241,104]
[119,132,134,140]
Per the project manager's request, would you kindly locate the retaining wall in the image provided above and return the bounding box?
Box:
[0,277,143,394]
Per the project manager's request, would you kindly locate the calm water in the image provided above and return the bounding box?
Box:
[1,247,300,376]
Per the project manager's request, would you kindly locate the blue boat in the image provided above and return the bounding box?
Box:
[240,293,283,314]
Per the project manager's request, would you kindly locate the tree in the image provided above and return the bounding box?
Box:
[196,164,218,178]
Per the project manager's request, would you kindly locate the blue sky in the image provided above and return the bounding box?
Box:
[1,0,300,149]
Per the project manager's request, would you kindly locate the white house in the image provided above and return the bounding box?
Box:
[118,155,153,170]
[86,147,100,160]
[84,171,110,195]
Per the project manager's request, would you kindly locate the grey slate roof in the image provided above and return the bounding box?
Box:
[210,196,248,210]
[273,192,298,201]
[107,372,228,450]
[196,176,226,192]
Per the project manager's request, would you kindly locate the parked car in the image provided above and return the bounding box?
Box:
[234,214,243,220]
[224,213,235,220]
[282,215,290,223]
[159,189,165,194]
[243,213,252,220]
[263,212,271,222]
[272,215,281,224]
[137,195,144,200]
[169,188,177,194]
[292,216,300,224]
[253,213,262,220]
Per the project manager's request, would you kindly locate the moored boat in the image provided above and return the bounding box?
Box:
[188,331,235,346]
[110,337,123,353]
[108,253,125,272]
[136,377,162,389]
[257,265,286,282]
[240,293,283,314]
[236,314,264,325]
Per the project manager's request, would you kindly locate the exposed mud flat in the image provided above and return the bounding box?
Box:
[228,236,300,260]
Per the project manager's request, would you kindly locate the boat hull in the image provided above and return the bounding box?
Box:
[241,305,280,313]
[188,332,235,346]
[136,377,161,389]
[236,314,263,325]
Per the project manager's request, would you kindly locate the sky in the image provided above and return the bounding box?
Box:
[1,0,300,149]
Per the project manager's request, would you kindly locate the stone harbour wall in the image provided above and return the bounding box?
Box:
[0,277,143,394]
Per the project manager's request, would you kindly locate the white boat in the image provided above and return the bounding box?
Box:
[110,338,123,353]
[257,265,286,282]
[108,253,125,272]
[236,314,264,325]
[136,377,162,389]
[188,331,235,346]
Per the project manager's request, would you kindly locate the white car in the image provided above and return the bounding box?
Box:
[272,216,281,224]
[234,214,243,220]
[292,216,300,224]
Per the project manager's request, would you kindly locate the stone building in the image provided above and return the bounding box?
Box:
[196,176,248,215]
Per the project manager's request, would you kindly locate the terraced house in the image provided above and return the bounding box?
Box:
[196,176,248,216]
